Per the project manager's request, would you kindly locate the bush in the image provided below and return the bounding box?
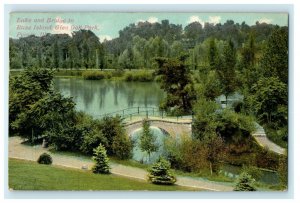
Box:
[124,70,154,82]
[234,172,256,191]
[37,153,52,165]
[148,157,176,185]
[82,70,107,80]
[92,144,110,174]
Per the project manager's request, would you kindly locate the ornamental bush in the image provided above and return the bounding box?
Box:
[92,144,110,174]
[148,157,176,185]
[37,153,52,165]
[234,172,256,191]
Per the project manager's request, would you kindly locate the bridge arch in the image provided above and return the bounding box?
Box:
[124,119,192,138]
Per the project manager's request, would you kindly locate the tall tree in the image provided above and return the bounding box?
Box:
[261,27,288,84]
[154,55,196,114]
[53,40,60,70]
[140,119,158,161]
[217,39,237,104]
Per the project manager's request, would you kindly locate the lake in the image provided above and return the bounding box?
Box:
[53,78,165,117]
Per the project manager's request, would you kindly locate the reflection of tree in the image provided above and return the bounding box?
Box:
[126,88,136,107]
[98,84,108,109]
[82,80,96,108]
[54,78,166,115]
[113,81,120,106]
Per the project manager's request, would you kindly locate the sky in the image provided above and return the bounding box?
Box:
[10,12,288,41]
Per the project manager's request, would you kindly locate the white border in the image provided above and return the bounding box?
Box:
[1,2,296,201]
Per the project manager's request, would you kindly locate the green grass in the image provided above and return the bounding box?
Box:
[9,158,200,191]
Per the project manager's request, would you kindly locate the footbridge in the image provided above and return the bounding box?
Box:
[94,106,193,137]
[95,107,286,154]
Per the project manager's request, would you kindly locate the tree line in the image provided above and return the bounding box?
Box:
[10,19,282,71]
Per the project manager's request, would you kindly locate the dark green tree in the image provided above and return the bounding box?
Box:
[261,27,288,84]
[140,119,158,161]
[154,56,196,114]
[217,39,237,105]
[148,157,176,185]
[251,76,287,126]
[92,144,110,174]
[53,40,60,70]
[234,172,256,191]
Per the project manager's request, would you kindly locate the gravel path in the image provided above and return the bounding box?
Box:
[252,123,286,155]
[9,136,233,191]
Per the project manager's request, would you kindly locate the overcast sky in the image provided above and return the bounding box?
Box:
[10,12,288,41]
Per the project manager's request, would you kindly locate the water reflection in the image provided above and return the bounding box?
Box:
[53,78,165,117]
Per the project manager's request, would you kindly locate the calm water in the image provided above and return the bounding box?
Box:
[53,78,165,117]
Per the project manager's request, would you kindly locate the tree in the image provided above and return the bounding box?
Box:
[208,38,218,69]
[217,39,237,105]
[234,172,256,191]
[53,40,60,70]
[261,27,288,84]
[112,132,132,160]
[154,56,196,114]
[251,76,287,126]
[92,144,110,174]
[148,157,176,185]
[139,119,158,161]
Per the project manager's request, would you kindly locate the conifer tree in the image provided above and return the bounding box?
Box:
[148,157,176,185]
[234,172,256,191]
[92,144,110,174]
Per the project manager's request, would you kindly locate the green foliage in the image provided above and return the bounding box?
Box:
[216,39,238,101]
[148,157,176,185]
[99,116,132,159]
[154,56,196,114]
[112,132,133,160]
[92,144,110,174]
[241,165,263,181]
[164,136,210,173]
[261,27,288,84]
[9,68,55,139]
[251,76,287,126]
[139,119,158,160]
[123,70,154,82]
[37,153,52,165]
[234,172,256,191]
[278,154,288,188]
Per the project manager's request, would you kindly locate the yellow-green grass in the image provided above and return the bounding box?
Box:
[9,158,200,191]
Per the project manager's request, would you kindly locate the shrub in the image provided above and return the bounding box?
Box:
[82,71,106,80]
[92,144,110,174]
[37,153,52,165]
[124,70,154,82]
[112,133,133,160]
[234,172,256,191]
[148,157,176,185]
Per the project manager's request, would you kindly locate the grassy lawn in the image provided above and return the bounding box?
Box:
[9,158,200,191]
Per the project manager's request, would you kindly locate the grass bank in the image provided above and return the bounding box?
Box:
[9,158,198,191]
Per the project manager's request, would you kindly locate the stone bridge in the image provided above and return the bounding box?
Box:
[124,118,192,137]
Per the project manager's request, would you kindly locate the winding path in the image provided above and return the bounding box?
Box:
[252,123,286,155]
[9,136,233,191]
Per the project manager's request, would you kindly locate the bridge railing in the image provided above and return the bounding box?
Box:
[94,106,193,122]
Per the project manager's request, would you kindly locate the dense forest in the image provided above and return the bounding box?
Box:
[9,19,285,71]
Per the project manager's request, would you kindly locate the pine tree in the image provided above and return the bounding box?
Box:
[148,157,176,185]
[92,144,110,174]
[234,172,256,191]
